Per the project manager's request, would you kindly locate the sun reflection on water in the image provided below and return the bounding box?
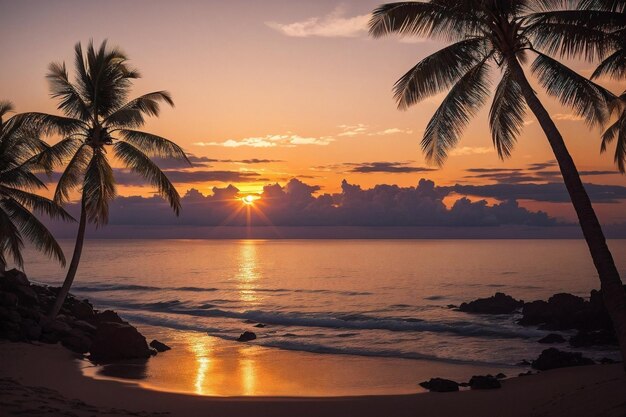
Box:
[237,240,261,304]
[188,333,214,395]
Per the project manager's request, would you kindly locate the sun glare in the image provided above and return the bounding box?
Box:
[242,195,259,205]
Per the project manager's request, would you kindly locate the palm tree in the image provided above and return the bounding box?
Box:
[369,0,626,367]
[0,101,72,272]
[23,40,189,320]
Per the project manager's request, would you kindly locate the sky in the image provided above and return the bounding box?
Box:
[1,0,626,229]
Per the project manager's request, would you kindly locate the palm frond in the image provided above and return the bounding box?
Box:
[489,66,527,159]
[54,144,92,204]
[531,52,609,126]
[422,59,492,166]
[528,23,610,61]
[1,198,66,266]
[15,112,86,136]
[1,186,74,222]
[118,129,189,162]
[369,2,481,41]
[104,91,174,127]
[592,47,626,79]
[0,207,24,268]
[47,61,92,120]
[0,100,14,125]
[82,149,116,226]
[113,141,181,214]
[601,112,626,172]
[393,37,488,109]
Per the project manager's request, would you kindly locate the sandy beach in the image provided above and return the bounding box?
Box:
[0,341,624,417]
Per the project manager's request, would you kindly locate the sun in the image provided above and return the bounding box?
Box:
[242,195,259,205]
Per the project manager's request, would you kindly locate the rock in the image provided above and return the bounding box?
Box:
[89,322,152,362]
[20,319,42,340]
[12,285,38,305]
[61,329,92,354]
[70,300,95,321]
[518,371,533,377]
[73,320,97,334]
[149,339,171,352]
[599,357,617,364]
[419,378,459,392]
[43,319,72,335]
[237,331,257,342]
[0,291,18,307]
[569,329,618,347]
[531,348,594,371]
[95,310,126,324]
[519,290,620,331]
[495,373,506,379]
[538,333,566,344]
[459,293,523,314]
[1,269,30,287]
[253,323,266,328]
[469,375,501,389]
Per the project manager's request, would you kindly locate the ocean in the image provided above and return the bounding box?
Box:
[22,239,626,395]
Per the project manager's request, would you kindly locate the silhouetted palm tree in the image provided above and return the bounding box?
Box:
[0,101,72,271]
[369,0,626,366]
[23,41,189,319]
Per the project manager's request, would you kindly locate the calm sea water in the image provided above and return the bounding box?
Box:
[23,239,626,367]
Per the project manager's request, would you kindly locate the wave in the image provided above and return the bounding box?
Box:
[70,283,370,297]
[95,295,541,339]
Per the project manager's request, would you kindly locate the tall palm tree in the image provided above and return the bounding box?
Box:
[369,0,626,367]
[23,41,189,319]
[0,101,72,272]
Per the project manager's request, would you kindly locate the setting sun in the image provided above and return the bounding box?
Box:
[242,195,259,205]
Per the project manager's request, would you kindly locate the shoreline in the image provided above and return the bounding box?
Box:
[2,342,626,417]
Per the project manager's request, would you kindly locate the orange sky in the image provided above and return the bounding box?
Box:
[1,0,625,224]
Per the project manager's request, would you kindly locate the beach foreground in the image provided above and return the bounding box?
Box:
[1,342,624,417]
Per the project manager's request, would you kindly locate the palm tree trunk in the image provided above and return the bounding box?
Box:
[47,197,87,320]
[509,57,626,369]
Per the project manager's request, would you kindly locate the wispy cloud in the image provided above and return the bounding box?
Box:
[552,113,585,122]
[197,124,413,148]
[266,6,370,38]
[450,146,494,156]
[195,134,334,148]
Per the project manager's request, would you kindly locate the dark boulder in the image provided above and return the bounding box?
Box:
[253,323,266,328]
[495,373,506,379]
[459,293,523,314]
[419,378,459,392]
[531,348,594,371]
[70,300,95,321]
[469,375,501,389]
[1,269,30,287]
[149,339,171,352]
[237,331,257,342]
[569,329,618,348]
[0,291,18,308]
[538,333,566,344]
[61,329,92,354]
[89,322,152,362]
[95,310,126,324]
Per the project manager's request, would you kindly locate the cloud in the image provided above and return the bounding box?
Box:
[449,182,626,203]
[552,113,585,122]
[152,154,284,168]
[195,134,334,148]
[53,178,559,228]
[345,161,437,174]
[450,146,494,156]
[266,7,369,38]
[196,124,412,148]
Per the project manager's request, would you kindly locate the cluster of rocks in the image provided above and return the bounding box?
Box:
[0,269,170,362]
[459,287,625,349]
[530,348,595,371]
[419,373,505,392]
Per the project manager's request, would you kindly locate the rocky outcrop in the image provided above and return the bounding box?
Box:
[149,339,171,352]
[569,329,617,348]
[459,293,523,314]
[538,333,566,344]
[237,331,257,342]
[531,348,594,371]
[469,375,501,389]
[0,269,163,363]
[419,378,459,392]
[90,322,152,362]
